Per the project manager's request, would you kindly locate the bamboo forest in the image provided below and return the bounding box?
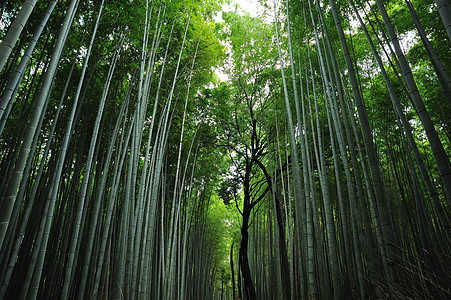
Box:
[1,0,451,299]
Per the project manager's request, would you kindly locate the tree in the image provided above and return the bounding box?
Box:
[1,0,450,298]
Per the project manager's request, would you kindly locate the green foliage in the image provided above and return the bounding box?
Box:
[217,175,240,205]
[1,0,451,298]
[222,10,277,78]
[204,191,241,294]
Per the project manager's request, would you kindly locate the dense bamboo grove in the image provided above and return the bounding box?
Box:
[0,0,450,299]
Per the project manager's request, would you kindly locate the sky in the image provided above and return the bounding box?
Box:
[230,0,261,16]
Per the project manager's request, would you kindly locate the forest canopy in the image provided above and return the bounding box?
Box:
[0,0,450,299]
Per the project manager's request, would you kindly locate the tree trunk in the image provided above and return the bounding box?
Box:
[0,0,37,72]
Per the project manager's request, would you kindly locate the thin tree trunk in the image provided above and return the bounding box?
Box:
[375,0,451,206]
[405,0,451,107]
[434,0,451,41]
[0,0,57,123]
[0,0,37,72]
[328,0,397,282]
[0,0,80,249]
[352,0,451,241]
